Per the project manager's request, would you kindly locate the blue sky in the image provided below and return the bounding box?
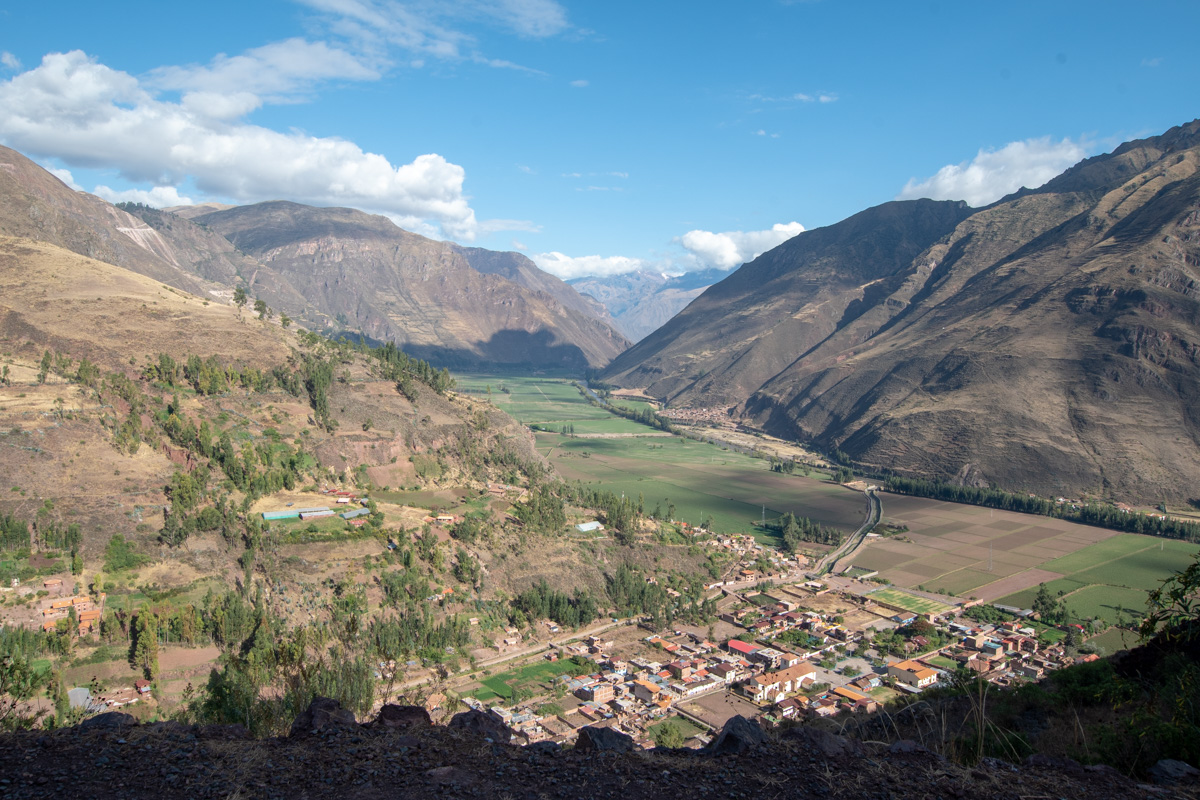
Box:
[1,1,1198,279]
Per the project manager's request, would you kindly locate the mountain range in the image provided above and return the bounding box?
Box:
[604,120,1200,503]
[0,146,629,370]
[569,267,733,342]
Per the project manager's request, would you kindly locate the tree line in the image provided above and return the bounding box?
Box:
[884,476,1200,542]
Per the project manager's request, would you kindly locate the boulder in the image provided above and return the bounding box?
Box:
[79,712,136,732]
[448,709,514,743]
[289,697,358,737]
[375,704,431,730]
[1148,759,1200,786]
[781,726,861,757]
[574,725,635,753]
[707,715,766,755]
[198,723,249,740]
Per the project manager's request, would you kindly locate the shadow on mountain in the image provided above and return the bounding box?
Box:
[329,327,592,371]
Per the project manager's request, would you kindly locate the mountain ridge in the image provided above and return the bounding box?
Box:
[602,120,1200,502]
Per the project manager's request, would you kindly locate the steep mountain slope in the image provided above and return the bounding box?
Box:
[0,146,321,321]
[0,234,540,550]
[191,202,630,368]
[570,268,732,341]
[603,199,975,403]
[603,120,1200,502]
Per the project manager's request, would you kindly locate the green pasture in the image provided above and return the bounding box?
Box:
[868,588,954,615]
[456,375,653,435]
[470,657,595,701]
[1086,627,1138,655]
[457,374,866,539]
[997,535,1197,622]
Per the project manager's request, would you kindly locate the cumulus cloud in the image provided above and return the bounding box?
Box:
[0,52,19,70]
[898,136,1089,207]
[45,166,82,191]
[0,51,487,239]
[531,251,646,280]
[93,184,195,207]
[677,222,805,269]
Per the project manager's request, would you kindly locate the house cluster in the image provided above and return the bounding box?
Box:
[941,620,1097,684]
[39,592,105,634]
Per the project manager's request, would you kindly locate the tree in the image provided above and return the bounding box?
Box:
[37,350,52,384]
[233,286,247,311]
[280,314,292,328]
[1140,549,1200,643]
[652,720,685,748]
[132,608,160,680]
[253,298,269,320]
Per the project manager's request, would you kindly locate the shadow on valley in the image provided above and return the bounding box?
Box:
[326,327,593,371]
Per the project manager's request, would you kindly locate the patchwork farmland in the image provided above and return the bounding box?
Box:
[849,492,1197,626]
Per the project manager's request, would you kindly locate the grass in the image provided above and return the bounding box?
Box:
[649,715,705,740]
[470,657,596,701]
[868,587,954,615]
[996,536,1199,623]
[460,373,866,537]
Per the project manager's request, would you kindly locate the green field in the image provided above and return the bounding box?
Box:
[867,587,954,616]
[997,535,1199,624]
[471,657,596,701]
[456,375,653,435]
[650,715,706,742]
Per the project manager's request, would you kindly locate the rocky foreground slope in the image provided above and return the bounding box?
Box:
[603,120,1200,502]
[0,699,1193,800]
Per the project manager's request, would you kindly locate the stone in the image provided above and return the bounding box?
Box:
[375,704,431,730]
[198,724,249,740]
[525,741,561,755]
[707,716,766,756]
[426,766,476,786]
[289,697,358,737]
[1148,759,1200,786]
[781,726,862,757]
[574,725,635,753]
[79,712,136,732]
[448,709,514,743]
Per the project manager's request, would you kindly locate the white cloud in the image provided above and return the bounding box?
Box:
[531,251,646,280]
[148,38,379,98]
[511,239,527,251]
[44,166,82,191]
[298,0,567,68]
[1,52,19,70]
[0,51,489,240]
[677,222,805,269]
[897,136,1089,207]
[818,93,837,103]
[93,184,195,207]
[570,79,588,87]
[517,164,535,174]
[1141,57,1163,67]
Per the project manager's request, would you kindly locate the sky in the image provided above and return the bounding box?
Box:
[1,1,1198,281]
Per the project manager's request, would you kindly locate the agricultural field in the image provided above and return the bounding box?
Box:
[849,492,1197,626]
[455,375,652,436]
[866,587,954,616]
[458,374,865,539]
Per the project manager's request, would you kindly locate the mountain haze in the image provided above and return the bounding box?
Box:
[604,120,1200,502]
[569,268,732,341]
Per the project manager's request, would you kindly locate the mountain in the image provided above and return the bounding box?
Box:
[0,146,628,370]
[603,120,1200,502]
[189,201,630,369]
[569,267,733,341]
